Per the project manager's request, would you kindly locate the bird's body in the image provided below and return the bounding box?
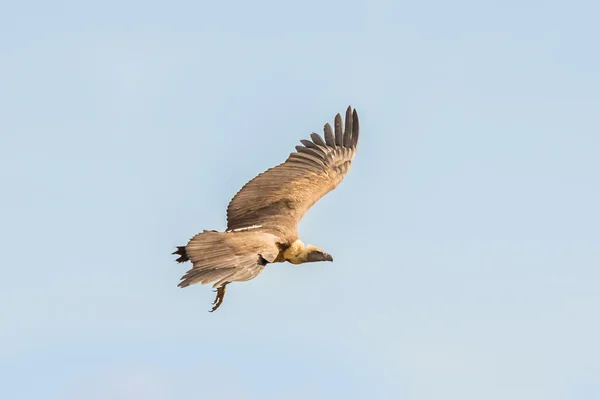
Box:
[173,106,360,311]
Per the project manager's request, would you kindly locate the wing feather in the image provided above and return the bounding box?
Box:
[334,113,344,146]
[352,109,360,146]
[324,123,336,147]
[343,106,353,147]
[295,145,324,160]
[288,153,327,170]
[300,139,318,149]
[178,230,279,288]
[226,106,360,241]
[310,132,327,147]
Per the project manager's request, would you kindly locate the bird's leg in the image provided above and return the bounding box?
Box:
[209,285,227,312]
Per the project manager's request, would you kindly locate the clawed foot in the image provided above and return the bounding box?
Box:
[209,285,227,312]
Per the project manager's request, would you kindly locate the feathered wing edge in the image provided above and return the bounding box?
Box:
[225,106,360,235]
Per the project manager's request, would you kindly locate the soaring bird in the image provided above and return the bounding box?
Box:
[173,106,360,311]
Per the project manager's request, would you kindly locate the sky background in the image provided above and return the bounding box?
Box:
[1,0,600,399]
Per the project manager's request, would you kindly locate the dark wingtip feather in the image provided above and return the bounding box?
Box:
[343,106,353,147]
[310,132,326,146]
[352,108,359,147]
[323,123,335,147]
[300,139,318,149]
[334,113,344,146]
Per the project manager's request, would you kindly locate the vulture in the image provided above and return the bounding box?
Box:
[173,106,360,311]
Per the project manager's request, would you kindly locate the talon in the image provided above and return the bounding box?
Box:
[209,284,227,312]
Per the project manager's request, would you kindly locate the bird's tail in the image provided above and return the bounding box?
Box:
[172,246,188,263]
[172,229,224,264]
[174,230,243,288]
[174,230,276,289]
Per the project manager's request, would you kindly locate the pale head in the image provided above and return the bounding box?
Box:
[283,241,334,264]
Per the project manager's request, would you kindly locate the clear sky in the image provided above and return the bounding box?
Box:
[1,0,599,399]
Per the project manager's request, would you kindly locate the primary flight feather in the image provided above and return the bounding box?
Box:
[173,106,360,311]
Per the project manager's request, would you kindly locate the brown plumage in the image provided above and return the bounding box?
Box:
[173,106,360,311]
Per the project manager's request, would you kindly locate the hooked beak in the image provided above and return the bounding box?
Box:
[306,252,334,263]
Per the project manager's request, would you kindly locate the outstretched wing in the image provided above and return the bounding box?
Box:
[226,106,360,241]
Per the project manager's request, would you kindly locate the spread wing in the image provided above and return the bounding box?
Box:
[226,106,360,241]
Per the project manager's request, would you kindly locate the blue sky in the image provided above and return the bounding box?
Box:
[1,0,600,399]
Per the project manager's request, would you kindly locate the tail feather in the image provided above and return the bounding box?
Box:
[172,246,189,263]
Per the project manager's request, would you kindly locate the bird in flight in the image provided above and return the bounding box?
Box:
[173,106,360,311]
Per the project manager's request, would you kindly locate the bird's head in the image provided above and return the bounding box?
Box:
[304,245,334,263]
